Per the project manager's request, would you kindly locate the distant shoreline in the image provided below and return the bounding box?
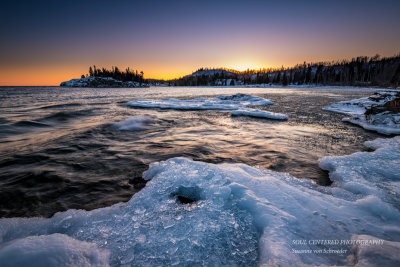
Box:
[1,84,398,90]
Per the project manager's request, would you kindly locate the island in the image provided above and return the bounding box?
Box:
[60,66,149,88]
[60,76,149,88]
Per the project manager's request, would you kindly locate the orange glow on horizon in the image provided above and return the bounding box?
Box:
[227,63,266,72]
[1,0,399,86]
[0,60,279,85]
[0,53,398,86]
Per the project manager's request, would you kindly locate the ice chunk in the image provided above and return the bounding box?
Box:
[323,97,376,116]
[324,91,398,116]
[0,234,110,267]
[113,116,153,131]
[342,115,400,135]
[319,136,400,206]
[126,93,289,122]
[231,108,288,120]
[0,159,260,266]
[127,93,274,110]
[323,91,400,135]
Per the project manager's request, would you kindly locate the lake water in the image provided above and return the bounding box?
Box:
[0,86,382,217]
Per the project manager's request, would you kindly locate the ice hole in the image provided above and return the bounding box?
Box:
[173,186,202,204]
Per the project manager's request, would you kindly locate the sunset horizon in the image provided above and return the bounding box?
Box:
[1,52,399,86]
[1,0,399,86]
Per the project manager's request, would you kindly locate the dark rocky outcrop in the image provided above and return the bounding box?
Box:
[60,77,149,88]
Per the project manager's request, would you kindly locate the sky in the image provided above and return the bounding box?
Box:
[0,0,399,85]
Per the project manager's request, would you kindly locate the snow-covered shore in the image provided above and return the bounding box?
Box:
[60,77,149,88]
[151,84,397,91]
[324,90,400,135]
[226,84,397,90]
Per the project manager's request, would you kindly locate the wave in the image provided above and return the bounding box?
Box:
[40,109,96,121]
[0,118,10,125]
[8,109,95,130]
[39,103,83,109]
[113,116,154,131]
[13,120,50,128]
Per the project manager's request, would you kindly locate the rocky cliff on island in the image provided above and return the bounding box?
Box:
[60,77,149,88]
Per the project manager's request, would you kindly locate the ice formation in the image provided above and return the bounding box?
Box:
[0,136,399,266]
[0,234,110,267]
[324,90,400,134]
[126,93,288,120]
[127,93,274,110]
[319,136,400,208]
[231,109,288,120]
[113,116,153,131]
[341,115,400,135]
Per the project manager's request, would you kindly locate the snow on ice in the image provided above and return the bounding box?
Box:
[324,90,400,135]
[231,109,288,120]
[127,93,274,110]
[0,234,110,267]
[127,93,288,120]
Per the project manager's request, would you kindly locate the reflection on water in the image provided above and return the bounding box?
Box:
[0,86,381,217]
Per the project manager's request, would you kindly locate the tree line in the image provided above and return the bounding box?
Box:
[170,54,400,87]
[81,65,144,83]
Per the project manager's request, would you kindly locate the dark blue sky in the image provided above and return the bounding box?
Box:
[1,0,399,84]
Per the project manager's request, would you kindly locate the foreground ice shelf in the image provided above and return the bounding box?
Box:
[0,136,399,266]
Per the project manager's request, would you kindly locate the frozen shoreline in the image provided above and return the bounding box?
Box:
[1,136,399,266]
[324,90,400,135]
[151,84,397,91]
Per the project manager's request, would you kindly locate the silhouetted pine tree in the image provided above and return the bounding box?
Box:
[83,65,145,83]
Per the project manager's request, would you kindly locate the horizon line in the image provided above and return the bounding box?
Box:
[1,53,399,86]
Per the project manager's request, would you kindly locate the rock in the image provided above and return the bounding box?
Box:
[60,77,149,88]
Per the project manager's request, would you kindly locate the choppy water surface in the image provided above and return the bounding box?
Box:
[0,86,382,217]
